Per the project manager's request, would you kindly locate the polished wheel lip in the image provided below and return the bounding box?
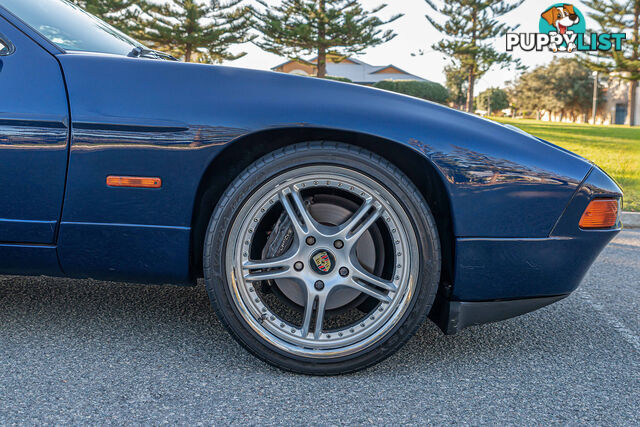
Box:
[226,167,419,359]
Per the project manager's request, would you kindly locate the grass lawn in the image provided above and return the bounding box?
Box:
[492,117,640,212]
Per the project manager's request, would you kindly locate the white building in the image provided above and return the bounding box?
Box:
[272,55,426,85]
[603,79,640,125]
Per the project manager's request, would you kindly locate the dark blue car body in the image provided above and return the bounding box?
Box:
[0,7,622,333]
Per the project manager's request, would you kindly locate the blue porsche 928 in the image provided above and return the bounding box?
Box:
[0,0,623,374]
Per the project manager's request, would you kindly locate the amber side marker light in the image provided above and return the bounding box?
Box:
[106,176,162,188]
[579,199,619,229]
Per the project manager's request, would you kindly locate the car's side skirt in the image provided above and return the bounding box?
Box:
[0,243,62,276]
[56,222,192,285]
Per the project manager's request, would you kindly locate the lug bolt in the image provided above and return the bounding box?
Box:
[339,267,349,277]
[334,240,344,249]
[294,261,304,271]
[314,280,325,290]
[306,236,316,246]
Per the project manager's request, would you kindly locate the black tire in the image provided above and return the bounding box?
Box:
[203,142,441,375]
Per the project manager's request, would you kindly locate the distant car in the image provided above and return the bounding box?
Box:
[0,0,623,375]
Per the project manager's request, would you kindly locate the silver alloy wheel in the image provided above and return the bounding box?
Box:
[226,166,419,358]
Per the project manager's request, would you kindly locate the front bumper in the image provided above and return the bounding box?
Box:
[432,166,622,334]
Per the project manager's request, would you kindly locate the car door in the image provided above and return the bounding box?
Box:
[0,14,69,244]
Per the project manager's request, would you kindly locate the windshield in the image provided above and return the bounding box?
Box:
[0,0,143,56]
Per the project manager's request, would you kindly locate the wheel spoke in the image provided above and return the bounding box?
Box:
[242,252,297,282]
[300,292,329,340]
[243,254,294,271]
[279,186,319,236]
[314,293,327,339]
[300,292,315,337]
[338,197,372,233]
[243,268,294,282]
[343,277,392,303]
[342,199,383,244]
[351,261,397,292]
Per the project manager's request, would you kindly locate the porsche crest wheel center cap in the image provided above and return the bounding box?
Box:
[310,250,335,275]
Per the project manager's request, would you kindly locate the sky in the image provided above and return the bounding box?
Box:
[224,0,597,92]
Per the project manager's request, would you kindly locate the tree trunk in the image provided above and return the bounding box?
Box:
[628,80,637,126]
[465,71,475,113]
[316,0,327,78]
[185,44,192,63]
[465,8,478,113]
[317,47,327,78]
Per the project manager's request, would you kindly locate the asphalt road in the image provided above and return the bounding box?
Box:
[1,231,638,425]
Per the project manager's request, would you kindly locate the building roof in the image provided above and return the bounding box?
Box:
[272,56,427,84]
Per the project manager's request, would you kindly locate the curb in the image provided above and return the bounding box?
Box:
[622,212,640,229]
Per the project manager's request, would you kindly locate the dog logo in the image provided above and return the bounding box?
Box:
[539,3,585,52]
[507,4,625,53]
[312,251,332,274]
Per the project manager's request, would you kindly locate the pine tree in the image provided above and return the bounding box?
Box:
[138,0,254,63]
[444,63,468,109]
[582,0,639,126]
[70,0,140,34]
[424,0,524,112]
[253,0,401,78]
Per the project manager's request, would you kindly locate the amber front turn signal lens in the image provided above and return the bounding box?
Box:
[106,176,162,188]
[579,199,619,229]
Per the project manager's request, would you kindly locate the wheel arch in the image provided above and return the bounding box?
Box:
[189,127,455,308]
